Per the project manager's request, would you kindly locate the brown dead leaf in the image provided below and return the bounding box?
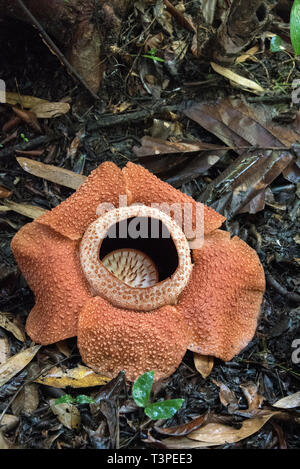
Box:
[194,353,214,379]
[5,92,48,108]
[35,364,111,388]
[1,200,47,219]
[30,102,70,118]
[133,136,224,157]
[0,313,26,342]
[212,379,239,413]
[210,62,265,94]
[154,413,208,436]
[0,431,10,449]
[0,186,12,199]
[66,129,85,161]
[145,33,164,52]
[184,98,297,215]
[187,411,280,445]
[12,383,39,416]
[50,400,81,430]
[272,392,300,409]
[0,345,41,387]
[150,120,183,140]
[236,46,260,63]
[240,382,265,414]
[154,1,173,36]
[17,157,86,190]
[0,337,10,365]
[0,415,19,433]
[158,435,217,448]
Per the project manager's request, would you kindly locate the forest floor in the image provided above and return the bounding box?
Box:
[0,1,299,449]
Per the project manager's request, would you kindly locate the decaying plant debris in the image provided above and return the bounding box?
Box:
[0,0,299,450]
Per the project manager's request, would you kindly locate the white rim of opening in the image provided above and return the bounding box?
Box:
[79,205,193,311]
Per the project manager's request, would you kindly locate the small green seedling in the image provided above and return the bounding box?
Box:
[131,48,165,63]
[142,48,165,63]
[291,0,300,55]
[132,371,184,420]
[55,394,96,405]
[270,35,285,53]
[20,133,29,143]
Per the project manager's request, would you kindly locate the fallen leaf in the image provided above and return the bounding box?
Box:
[17,157,86,190]
[11,383,39,416]
[1,200,47,219]
[236,46,260,63]
[0,345,41,387]
[210,62,265,94]
[240,382,265,414]
[201,0,217,24]
[154,413,208,436]
[35,365,111,388]
[187,412,279,445]
[30,102,70,118]
[0,206,10,213]
[150,120,183,140]
[0,313,26,342]
[0,186,12,199]
[184,98,297,215]
[154,1,173,36]
[66,129,85,161]
[0,432,10,449]
[272,392,300,409]
[133,136,225,157]
[145,33,165,52]
[212,379,239,413]
[50,400,81,430]
[0,415,19,432]
[5,92,48,108]
[158,435,217,448]
[194,353,214,379]
[0,338,10,365]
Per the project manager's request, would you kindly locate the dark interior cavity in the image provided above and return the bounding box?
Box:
[99,217,179,282]
[256,4,267,22]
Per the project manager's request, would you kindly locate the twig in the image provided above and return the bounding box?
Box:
[86,105,179,131]
[16,0,99,101]
[266,274,300,304]
[0,136,55,159]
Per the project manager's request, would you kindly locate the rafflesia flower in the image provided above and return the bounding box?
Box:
[11,162,265,381]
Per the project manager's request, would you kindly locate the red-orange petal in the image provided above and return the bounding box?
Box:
[77,296,191,381]
[11,221,91,344]
[177,230,265,361]
[122,162,225,236]
[37,162,126,240]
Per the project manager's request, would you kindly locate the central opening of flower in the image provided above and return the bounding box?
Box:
[99,217,179,288]
[80,205,192,311]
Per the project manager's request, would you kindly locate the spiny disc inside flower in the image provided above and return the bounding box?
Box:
[102,248,159,288]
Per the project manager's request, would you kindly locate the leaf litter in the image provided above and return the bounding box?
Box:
[0,0,299,450]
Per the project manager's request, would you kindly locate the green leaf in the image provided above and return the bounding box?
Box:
[75,395,95,405]
[55,394,75,405]
[142,54,165,62]
[270,36,284,52]
[291,0,300,55]
[144,399,184,420]
[132,371,154,407]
